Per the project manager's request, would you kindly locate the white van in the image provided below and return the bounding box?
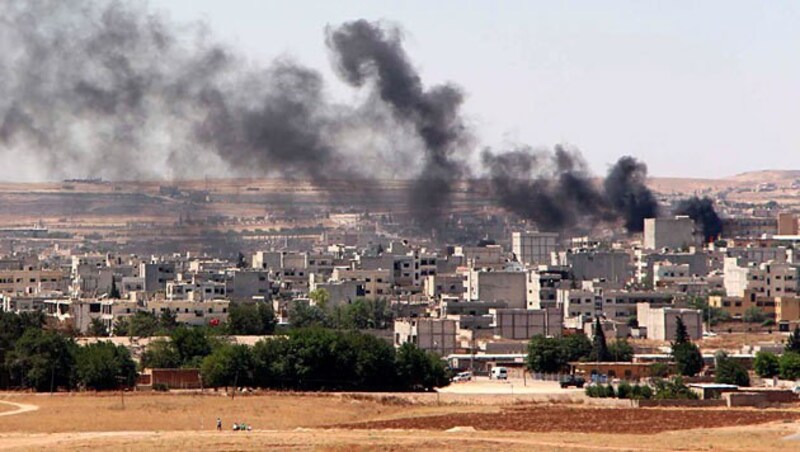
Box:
[491,366,508,380]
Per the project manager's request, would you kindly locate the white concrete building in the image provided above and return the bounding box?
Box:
[512,231,558,266]
[636,303,702,341]
[644,216,695,250]
[394,318,458,356]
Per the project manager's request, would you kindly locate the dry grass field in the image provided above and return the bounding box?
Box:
[1,391,800,451]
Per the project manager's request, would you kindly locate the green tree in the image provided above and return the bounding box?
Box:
[608,339,634,362]
[108,278,121,299]
[674,316,690,344]
[686,297,731,326]
[288,300,328,328]
[558,333,592,363]
[653,377,698,400]
[88,318,108,337]
[672,317,704,377]
[140,339,181,369]
[526,335,565,373]
[159,310,178,332]
[226,302,276,335]
[251,336,288,388]
[75,342,137,390]
[6,329,77,391]
[714,352,750,386]
[786,326,800,353]
[742,307,766,324]
[112,317,129,337]
[170,327,213,367]
[124,312,159,337]
[395,343,449,391]
[0,311,45,388]
[308,288,330,309]
[779,352,800,380]
[200,344,253,389]
[753,351,780,378]
[589,318,611,362]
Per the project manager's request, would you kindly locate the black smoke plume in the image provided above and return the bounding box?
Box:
[482,147,659,232]
[674,196,723,242]
[603,156,659,232]
[326,20,470,224]
[0,0,358,182]
[481,145,611,230]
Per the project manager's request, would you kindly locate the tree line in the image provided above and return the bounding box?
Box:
[97,296,392,338]
[0,311,136,391]
[526,318,634,373]
[753,326,800,381]
[0,310,448,392]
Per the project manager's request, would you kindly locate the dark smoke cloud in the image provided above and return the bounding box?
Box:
[0,0,666,236]
[674,196,723,242]
[326,20,470,223]
[481,145,612,230]
[603,156,659,232]
[483,148,659,232]
[0,1,396,190]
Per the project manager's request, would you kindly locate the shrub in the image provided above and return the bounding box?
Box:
[754,352,780,378]
[616,381,632,399]
[639,385,653,400]
[714,352,750,387]
[779,352,800,380]
[630,383,641,399]
[653,377,698,400]
[604,384,616,398]
[152,383,169,392]
[650,362,670,378]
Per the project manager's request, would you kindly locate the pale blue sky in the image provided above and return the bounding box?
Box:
[153,0,800,178]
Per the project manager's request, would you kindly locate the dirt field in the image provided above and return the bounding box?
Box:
[341,405,800,434]
[1,391,800,451]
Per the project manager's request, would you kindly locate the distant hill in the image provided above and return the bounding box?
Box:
[726,170,800,183]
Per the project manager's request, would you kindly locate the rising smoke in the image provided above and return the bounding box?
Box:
[674,196,723,242]
[482,147,660,232]
[603,156,660,232]
[0,0,709,235]
[481,145,611,230]
[326,20,470,224]
[0,2,404,186]
[0,1,467,225]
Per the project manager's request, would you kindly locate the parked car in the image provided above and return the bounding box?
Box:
[452,371,473,382]
[559,374,586,388]
[491,366,508,380]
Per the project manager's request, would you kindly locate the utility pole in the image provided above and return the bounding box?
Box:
[116,376,126,409]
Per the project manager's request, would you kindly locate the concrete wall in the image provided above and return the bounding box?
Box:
[467,270,527,309]
[637,303,702,341]
[492,308,563,339]
[644,217,695,250]
[566,251,632,284]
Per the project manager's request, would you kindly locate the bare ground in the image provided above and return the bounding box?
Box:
[1,392,799,451]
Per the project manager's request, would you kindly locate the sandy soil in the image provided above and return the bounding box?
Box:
[1,391,799,451]
[0,400,38,417]
[438,378,584,395]
[3,425,800,451]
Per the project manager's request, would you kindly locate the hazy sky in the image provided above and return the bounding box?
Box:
[154,0,800,178]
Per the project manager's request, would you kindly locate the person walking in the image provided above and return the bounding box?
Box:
[216,417,222,431]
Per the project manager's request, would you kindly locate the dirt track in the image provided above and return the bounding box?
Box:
[340,405,800,434]
[0,400,38,417]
